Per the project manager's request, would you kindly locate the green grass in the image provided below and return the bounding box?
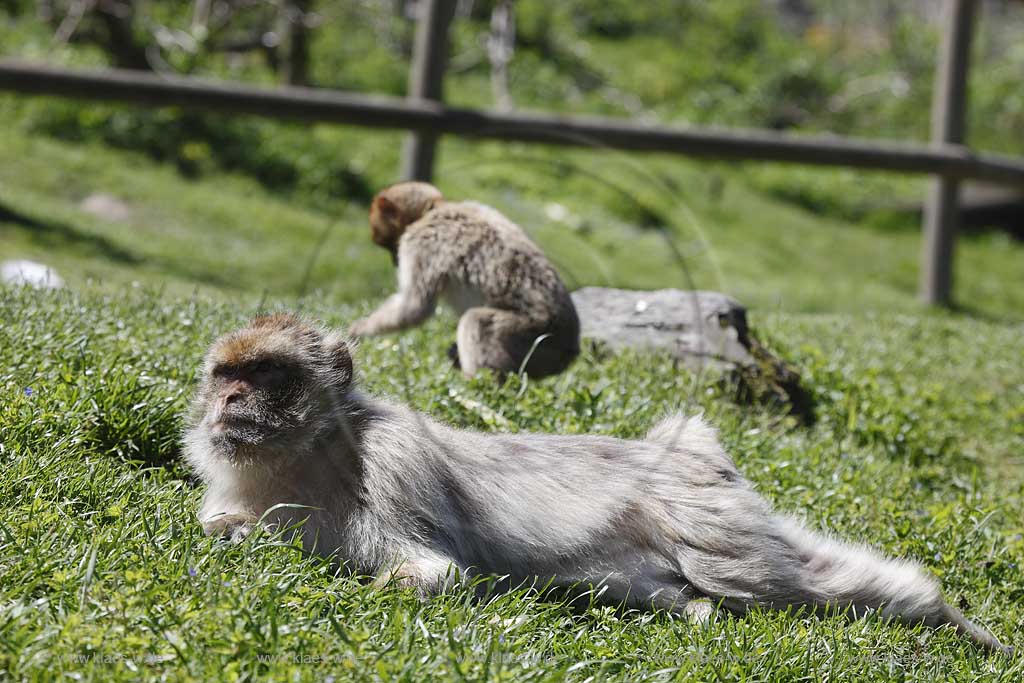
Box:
[1,80,1023,683]
[1,286,1022,681]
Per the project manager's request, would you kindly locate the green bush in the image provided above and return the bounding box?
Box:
[21,101,374,206]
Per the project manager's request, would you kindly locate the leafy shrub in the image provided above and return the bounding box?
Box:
[22,101,373,206]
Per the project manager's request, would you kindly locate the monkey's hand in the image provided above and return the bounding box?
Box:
[348,316,379,337]
[349,293,434,337]
[202,512,260,544]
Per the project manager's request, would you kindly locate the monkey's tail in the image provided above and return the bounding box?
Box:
[647,414,1012,654]
[763,517,1012,655]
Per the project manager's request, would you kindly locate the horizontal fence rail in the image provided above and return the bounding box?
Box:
[3,61,1024,188]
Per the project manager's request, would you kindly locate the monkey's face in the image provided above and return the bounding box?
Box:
[189,314,353,463]
[204,358,302,448]
[369,196,408,261]
[368,182,444,262]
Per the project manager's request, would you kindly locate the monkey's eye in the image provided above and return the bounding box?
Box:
[248,360,286,382]
[211,364,234,378]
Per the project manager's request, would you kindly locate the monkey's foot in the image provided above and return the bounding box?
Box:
[202,513,259,544]
[682,598,716,624]
[373,556,460,599]
[447,342,461,369]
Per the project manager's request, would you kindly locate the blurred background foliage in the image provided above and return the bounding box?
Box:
[2,0,1023,217]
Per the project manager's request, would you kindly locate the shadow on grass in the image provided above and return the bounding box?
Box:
[0,199,237,290]
[948,301,1022,326]
[0,200,142,264]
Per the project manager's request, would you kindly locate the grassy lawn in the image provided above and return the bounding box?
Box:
[1,284,1022,681]
[0,132,1022,680]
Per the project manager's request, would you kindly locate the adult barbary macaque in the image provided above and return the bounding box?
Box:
[184,315,1011,654]
[349,182,580,378]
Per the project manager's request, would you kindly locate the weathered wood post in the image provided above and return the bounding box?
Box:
[400,0,456,182]
[279,0,313,86]
[919,0,977,306]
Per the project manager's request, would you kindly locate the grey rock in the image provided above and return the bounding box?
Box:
[571,287,814,422]
[571,287,754,371]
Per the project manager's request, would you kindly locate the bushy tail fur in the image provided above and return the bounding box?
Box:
[772,517,1011,654]
[646,413,1011,654]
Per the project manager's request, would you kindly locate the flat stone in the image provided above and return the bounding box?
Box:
[571,287,814,421]
[571,287,754,371]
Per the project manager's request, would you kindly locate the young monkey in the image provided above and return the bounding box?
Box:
[349,182,580,379]
[184,314,1012,655]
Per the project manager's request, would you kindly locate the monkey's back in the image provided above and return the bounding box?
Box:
[354,399,756,581]
[400,202,578,331]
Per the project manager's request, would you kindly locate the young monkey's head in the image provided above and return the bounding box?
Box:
[368,182,443,260]
[184,313,354,466]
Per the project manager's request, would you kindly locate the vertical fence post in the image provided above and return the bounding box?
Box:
[400,0,456,182]
[919,0,977,307]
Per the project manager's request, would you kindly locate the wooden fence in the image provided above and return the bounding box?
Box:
[0,0,1017,306]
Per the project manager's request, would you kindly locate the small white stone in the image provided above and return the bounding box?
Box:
[544,202,569,222]
[80,193,131,222]
[1,259,64,289]
[634,300,648,313]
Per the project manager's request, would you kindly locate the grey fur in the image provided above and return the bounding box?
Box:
[351,185,580,378]
[185,316,1011,655]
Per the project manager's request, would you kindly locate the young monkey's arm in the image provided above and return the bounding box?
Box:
[350,247,442,336]
[349,292,434,336]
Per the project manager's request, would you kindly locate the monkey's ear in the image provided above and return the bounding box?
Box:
[374,195,399,218]
[323,333,354,390]
[370,196,403,251]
